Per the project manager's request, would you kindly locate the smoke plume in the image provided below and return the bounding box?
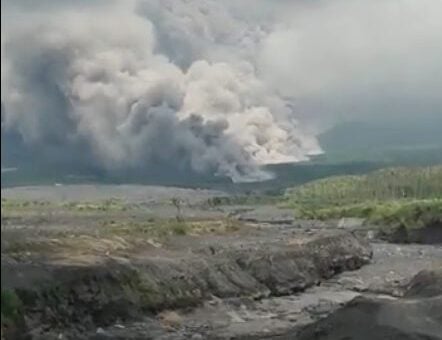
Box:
[1,0,321,182]
[2,0,441,181]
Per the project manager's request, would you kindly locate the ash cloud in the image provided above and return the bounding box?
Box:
[1,0,321,182]
[258,0,442,128]
[2,0,441,181]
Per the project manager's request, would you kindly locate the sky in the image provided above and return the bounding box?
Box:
[2,0,441,181]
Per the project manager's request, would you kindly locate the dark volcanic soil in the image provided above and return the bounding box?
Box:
[1,229,371,339]
[1,185,441,340]
[296,268,442,340]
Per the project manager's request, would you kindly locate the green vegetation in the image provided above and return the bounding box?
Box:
[286,166,442,209]
[206,194,282,207]
[1,198,51,210]
[1,198,132,216]
[61,198,130,212]
[1,218,243,257]
[102,218,242,239]
[300,199,441,229]
[102,219,190,239]
[286,166,442,228]
[1,290,22,327]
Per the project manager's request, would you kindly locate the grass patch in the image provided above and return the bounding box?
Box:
[1,198,132,215]
[1,217,244,258]
[206,194,283,207]
[1,199,51,212]
[286,165,442,210]
[101,219,189,239]
[299,199,442,229]
[102,218,243,239]
[1,290,22,325]
[61,198,130,212]
[285,166,442,230]
[1,239,57,255]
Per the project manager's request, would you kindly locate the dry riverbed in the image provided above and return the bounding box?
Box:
[1,185,441,340]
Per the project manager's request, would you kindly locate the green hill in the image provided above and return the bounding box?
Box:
[285,166,442,235]
[286,166,442,209]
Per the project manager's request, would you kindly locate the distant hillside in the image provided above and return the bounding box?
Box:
[320,121,442,151]
[318,121,442,165]
[285,166,442,233]
[1,129,30,168]
[1,123,383,190]
[286,165,442,208]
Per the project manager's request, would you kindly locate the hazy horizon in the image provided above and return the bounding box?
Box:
[2,0,441,182]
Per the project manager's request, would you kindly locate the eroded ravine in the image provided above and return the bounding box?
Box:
[1,188,441,340]
[86,241,441,340]
[2,225,372,340]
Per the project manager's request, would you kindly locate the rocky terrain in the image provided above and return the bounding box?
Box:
[1,185,441,339]
[296,268,442,340]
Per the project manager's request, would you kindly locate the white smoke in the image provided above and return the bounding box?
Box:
[1,0,321,182]
[3,0,440,182]
[258,0,442,126]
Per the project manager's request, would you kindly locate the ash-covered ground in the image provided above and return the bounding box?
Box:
[1,185,441,340]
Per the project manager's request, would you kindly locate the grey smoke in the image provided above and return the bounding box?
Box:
[258,0,442,127]
[1,0,321,182]
[2,0,441,181]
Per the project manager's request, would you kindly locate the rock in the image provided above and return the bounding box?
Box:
[337,218,365,229]
[295,269,442,340]
[96,328,106,335]
[296,295,442,340]
[377,220,442,244]
[158,311,183,330]
[404,268,442,298]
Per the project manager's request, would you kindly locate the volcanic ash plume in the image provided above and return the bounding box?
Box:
[1,0,322,182]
